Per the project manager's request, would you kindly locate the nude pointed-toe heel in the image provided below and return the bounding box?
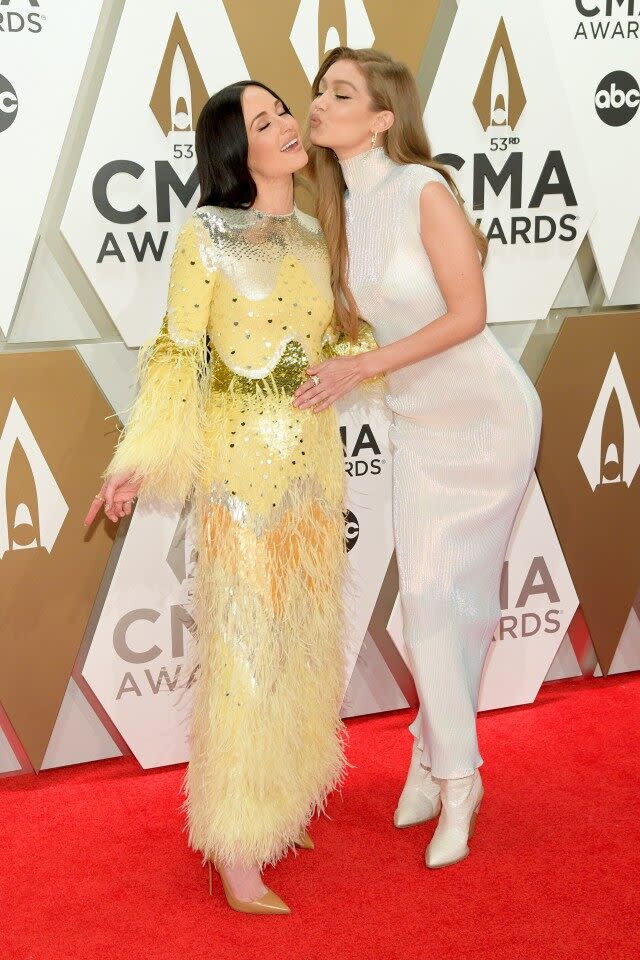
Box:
[294,829,314,850]
[207,862,290,916]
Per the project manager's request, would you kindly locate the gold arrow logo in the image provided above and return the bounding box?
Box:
[473,17,526,132]
[150,14,209,137]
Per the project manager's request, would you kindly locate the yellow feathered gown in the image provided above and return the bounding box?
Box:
[106,204,376,868]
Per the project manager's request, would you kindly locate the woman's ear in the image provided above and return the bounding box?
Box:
[377,111,395,134]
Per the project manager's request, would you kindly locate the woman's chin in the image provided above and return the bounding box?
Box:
[274,148,308,175]
[309,130,329,148]
[293,148,309,170]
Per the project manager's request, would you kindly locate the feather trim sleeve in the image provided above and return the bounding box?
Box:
[105,215,215,504]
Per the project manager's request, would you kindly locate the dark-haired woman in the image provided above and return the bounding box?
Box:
[85,81,375,914]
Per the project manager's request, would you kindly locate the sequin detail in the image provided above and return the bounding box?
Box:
[210,338,311,394]
[196,204,333,304]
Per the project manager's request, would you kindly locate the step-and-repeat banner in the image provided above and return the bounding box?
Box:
[1,0,639,773]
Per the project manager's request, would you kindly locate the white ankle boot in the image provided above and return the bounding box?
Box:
[394,741,442,828]
[425,770,483,868]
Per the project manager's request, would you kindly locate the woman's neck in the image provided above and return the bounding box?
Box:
[334,136,375,164]
[251,176,295,216]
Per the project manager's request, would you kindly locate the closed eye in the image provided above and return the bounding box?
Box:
[258,109,290,132]
[314,90,350,100]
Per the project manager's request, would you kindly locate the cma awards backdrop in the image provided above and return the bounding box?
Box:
[0,0,639,775]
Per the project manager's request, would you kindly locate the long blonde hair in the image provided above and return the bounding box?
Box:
[306,47,488,340]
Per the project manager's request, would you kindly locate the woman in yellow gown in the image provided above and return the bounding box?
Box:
[85,81,375,913]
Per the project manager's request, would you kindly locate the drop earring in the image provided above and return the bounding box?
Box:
[370,130,378,149]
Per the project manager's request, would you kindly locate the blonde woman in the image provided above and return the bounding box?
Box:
[294,48,541,869]
[85,80,374,914]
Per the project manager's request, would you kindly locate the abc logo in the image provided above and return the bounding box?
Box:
[0,74,18,133]
[344,510,360,552]
[594,71,640,127]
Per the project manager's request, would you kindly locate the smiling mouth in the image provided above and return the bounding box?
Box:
[281,138,299,152]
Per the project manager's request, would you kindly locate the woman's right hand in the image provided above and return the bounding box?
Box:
[84,470,143,526]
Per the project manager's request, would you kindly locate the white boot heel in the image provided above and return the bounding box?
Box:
[426,770,483,869]
[394,741,442,829]
[468,801,481,840]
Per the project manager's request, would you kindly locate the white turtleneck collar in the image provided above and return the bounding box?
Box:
[338,146,396,195]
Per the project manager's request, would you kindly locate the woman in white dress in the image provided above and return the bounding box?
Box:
[294,47,541,869]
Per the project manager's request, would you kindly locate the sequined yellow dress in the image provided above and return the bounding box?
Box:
[106,204,375,869]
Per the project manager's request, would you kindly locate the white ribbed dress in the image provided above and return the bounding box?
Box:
[340,148,542,778]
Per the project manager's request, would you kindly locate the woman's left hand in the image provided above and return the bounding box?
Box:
[293,356,364,412]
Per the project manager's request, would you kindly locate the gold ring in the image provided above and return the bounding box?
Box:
[93,495,105,501]
[311,374,320,387]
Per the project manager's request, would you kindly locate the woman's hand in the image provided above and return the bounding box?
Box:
[84,470,142,526]
[293,355,368,412]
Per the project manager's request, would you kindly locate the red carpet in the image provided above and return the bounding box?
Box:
[2,674,639,960]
